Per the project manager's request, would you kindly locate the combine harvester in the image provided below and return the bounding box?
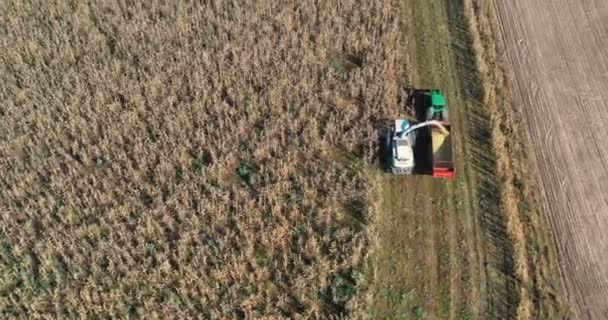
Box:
[384,89,455,179]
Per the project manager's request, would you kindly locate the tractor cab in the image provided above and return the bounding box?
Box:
[427,90,449,122]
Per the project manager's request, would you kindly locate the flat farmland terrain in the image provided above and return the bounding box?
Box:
[493,1,608,318]
[0,0,572,319]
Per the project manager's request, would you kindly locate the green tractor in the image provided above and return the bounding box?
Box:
[427,89,449,122]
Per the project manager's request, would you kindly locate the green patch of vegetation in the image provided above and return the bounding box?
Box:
[236,162,256,186]
[291,224,307,241]
[1,239,13,261]
[438,289,450,318]
[191,158,206,175]
[253,245,268,267]
[28,271,57,295]
[328,53,364,78]
[459,310,472,320]
[330,272,357,302]
[95,156,105,167]
[125,302,138,317]
[412,305,425,319]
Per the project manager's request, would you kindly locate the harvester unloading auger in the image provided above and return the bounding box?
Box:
[384,89,455,179]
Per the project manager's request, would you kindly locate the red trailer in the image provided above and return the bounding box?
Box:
[430,122,455,179]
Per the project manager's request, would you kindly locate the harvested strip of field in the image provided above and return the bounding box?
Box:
[493,0,608,318]
[365,0,570,318]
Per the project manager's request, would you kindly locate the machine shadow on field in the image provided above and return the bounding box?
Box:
[445,0,519,317]
[408,89,433,175]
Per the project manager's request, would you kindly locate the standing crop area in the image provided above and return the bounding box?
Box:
[0,1,405,318]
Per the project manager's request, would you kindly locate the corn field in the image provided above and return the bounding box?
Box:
[0,0,408,318]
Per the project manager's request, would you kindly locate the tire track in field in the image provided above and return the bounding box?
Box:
[443,183,462,320]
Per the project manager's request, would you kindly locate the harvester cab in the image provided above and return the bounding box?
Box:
[386,119,417,174]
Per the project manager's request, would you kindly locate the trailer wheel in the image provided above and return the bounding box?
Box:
[441,110,449,122]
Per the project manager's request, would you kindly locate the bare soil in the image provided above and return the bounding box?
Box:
[493,1,608,318]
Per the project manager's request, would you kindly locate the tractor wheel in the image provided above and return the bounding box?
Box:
[441,110,449,122]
